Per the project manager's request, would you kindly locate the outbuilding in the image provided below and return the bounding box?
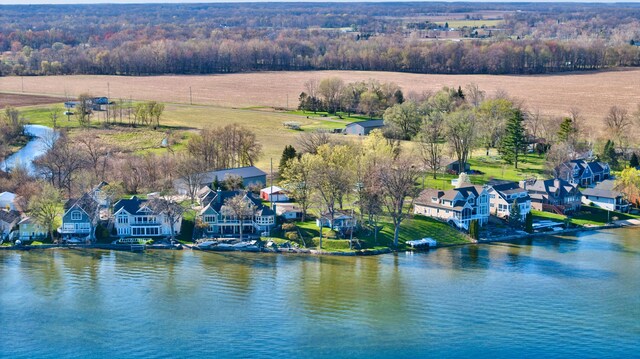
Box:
[260,186,289,202]
[344,120,385,136]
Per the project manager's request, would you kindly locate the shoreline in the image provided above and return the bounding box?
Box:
[1,222,637,255]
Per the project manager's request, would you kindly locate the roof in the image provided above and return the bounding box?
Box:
[0,192,16,202]
[64,193,99,220]
[582,179,622,199]
[200,166,267,184]
[487,180,530,201]
[260,186,285,195]
[0,209,21,224]
[415,185,485,210]
[521,178,579,198]
[113,196,148,215]
[345,120,385,129]
[200,190,273,216]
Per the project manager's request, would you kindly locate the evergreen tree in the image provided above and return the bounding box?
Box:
[498,109,527,168]
[602,140,618,169]
[525,211,533,233]
[557,117,575,143]
[630,152,639,168]
[393,89,404,104]
[469,219,479,240]
[212,176,221,191]
[279,145,297,175]
[457,86,465,99]
[509,199,521,228]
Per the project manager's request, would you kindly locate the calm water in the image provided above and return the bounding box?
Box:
[1,228,639,358]
[1,124,56,174]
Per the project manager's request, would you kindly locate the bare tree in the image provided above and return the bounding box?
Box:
[545,142,573,178]
[148,195,185,243]
[175,154,207,203]
[318,77,345,114]
[445,109,476,175]
[419,111,445,179]
[297,130,331,155]
[75,93,93,127]
[465,83,485,108]
[77,135,110,184]
[378,156,420,248]
[604,106,632,152]
[222,191,256,240]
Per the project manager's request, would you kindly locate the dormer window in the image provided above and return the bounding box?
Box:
[431,197,437,203]
[71,211,82,221]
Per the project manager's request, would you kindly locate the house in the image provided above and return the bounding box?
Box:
[197,188,275,239]
[315,211,357,235]
[0,191,18,211]
[260,186,289,202]
[344,120,385,136]
[113,196,182,238]
[59,193,100,240]
[175,166,267,195]
[519,178,582,214]
[17,216,47,241]
[581,179,630,212]
[274,202,303,220]
[0,209,21,240]
[557,159,610,187]
[414,185,490,230]
[486,180,531,221]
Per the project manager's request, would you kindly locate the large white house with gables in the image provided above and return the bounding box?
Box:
[414,185,490,230]
[113,196,182,238]
[487,180,531,221]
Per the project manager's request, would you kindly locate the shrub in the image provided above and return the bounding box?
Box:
[282,223,297,231]
[285,231,298,241]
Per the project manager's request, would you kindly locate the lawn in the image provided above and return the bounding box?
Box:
[532,206,640,227]
[271,213,470,252]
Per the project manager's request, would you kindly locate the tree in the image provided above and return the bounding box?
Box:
[222,174,244,190]
[509,199,521,228]
[148,195,185,243]
[601,140,619,169]
[498,109,527,168]
[469,219,479,240]
[175,153,207,203]
[297,130,331,155]
[615,167,640,208]
[630,153,639,168]
[378,155,420,247]
[383,101,421,140]
[445,109,476,175]
[222,191,256,240]
[279,145,297,174]
[419,111,445,179]
[318,77,345,114]
[309,144,355,226]
[476,98,512,155]
[557,117,576,143]
[28,182,62,242]
[281,154,313,221]
[147,101,165,129]
[545,142,572,178]
[525,212,533,233]
[604,106,632,153]
[75,93,93,127]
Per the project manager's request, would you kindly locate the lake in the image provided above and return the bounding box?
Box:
[1,228,638,358]
[1,124,56,175]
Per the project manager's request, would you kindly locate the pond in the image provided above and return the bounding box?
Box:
[1,228,638,358]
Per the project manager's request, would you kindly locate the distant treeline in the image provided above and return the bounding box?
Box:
[1,3,640,76]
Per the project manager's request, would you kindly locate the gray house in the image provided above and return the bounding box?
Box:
[581,179,630,212]
[59,193,100,240]
[344,120,385,136]
[175,166,267,194]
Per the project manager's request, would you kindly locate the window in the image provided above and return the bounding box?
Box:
[204,215,217,223]
[117,215,128,224]
[71,211,82,221]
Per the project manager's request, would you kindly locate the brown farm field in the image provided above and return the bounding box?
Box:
[0,92,63,109]
[2,69,640,131]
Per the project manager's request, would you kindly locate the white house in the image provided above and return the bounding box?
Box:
[0,209,21,239]
[581,179,630,212]
[113,196,182,238]
[275,203,303,220]
[0,192,18,211]
[414,185,490,230]
[486,180,531,221]
[260,186,289,202]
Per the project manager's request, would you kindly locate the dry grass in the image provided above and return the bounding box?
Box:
[0,92,63,109]
[3,69,640,131]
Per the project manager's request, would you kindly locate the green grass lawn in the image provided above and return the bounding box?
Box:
[532,206,640,227]
[270,213,470,252]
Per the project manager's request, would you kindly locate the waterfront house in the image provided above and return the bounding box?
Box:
[414,185,490,230]
[344,120,385,136]
[0,209,21,240]
[581,179,630,212]
[113,196,182,238]
[17,216,47,241]
[260,186,289,202]
[197,188,275,239]
[315,211,357,235]
[486,180,531,221]
[557,159,610,187]
[519,178,581,214]
[59,193,100,240]
[175,166,267,195]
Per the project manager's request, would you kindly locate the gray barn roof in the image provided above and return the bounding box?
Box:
[345,120,385,129]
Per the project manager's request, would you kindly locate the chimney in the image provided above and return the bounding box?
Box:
[554,179,561,188]
[518,180,526,190]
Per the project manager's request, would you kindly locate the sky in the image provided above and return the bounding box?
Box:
[1,0,639,3]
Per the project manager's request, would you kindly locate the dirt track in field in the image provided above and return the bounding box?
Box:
[0,92,63,109]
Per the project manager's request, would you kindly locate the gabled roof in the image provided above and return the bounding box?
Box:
[0,191,16,202]
[522,178,580,197]
[582,179,622,199]
[345,119,385,129]
[0,209,21,224]
[201,166,267,184]
[415,185,486,210]
[200,190,273,216]
[487,180,530,201]
[113,196,148,215]
[260,186,286,195]
[64,192,99,220]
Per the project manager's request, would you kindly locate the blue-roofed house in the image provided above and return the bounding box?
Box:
[174,166,267,195]
[196,188,275,239]
[557,159,610,187]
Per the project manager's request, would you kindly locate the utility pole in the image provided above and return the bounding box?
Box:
[286,94,289,110]
[189,86,193,105]
[270,158,274,212]
[21,76,24,92]
[107,82,110,99]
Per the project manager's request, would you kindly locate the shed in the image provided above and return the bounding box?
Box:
[344,120,385,136]
[260,186,289,202]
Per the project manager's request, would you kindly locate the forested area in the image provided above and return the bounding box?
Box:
[1,3,640,76]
